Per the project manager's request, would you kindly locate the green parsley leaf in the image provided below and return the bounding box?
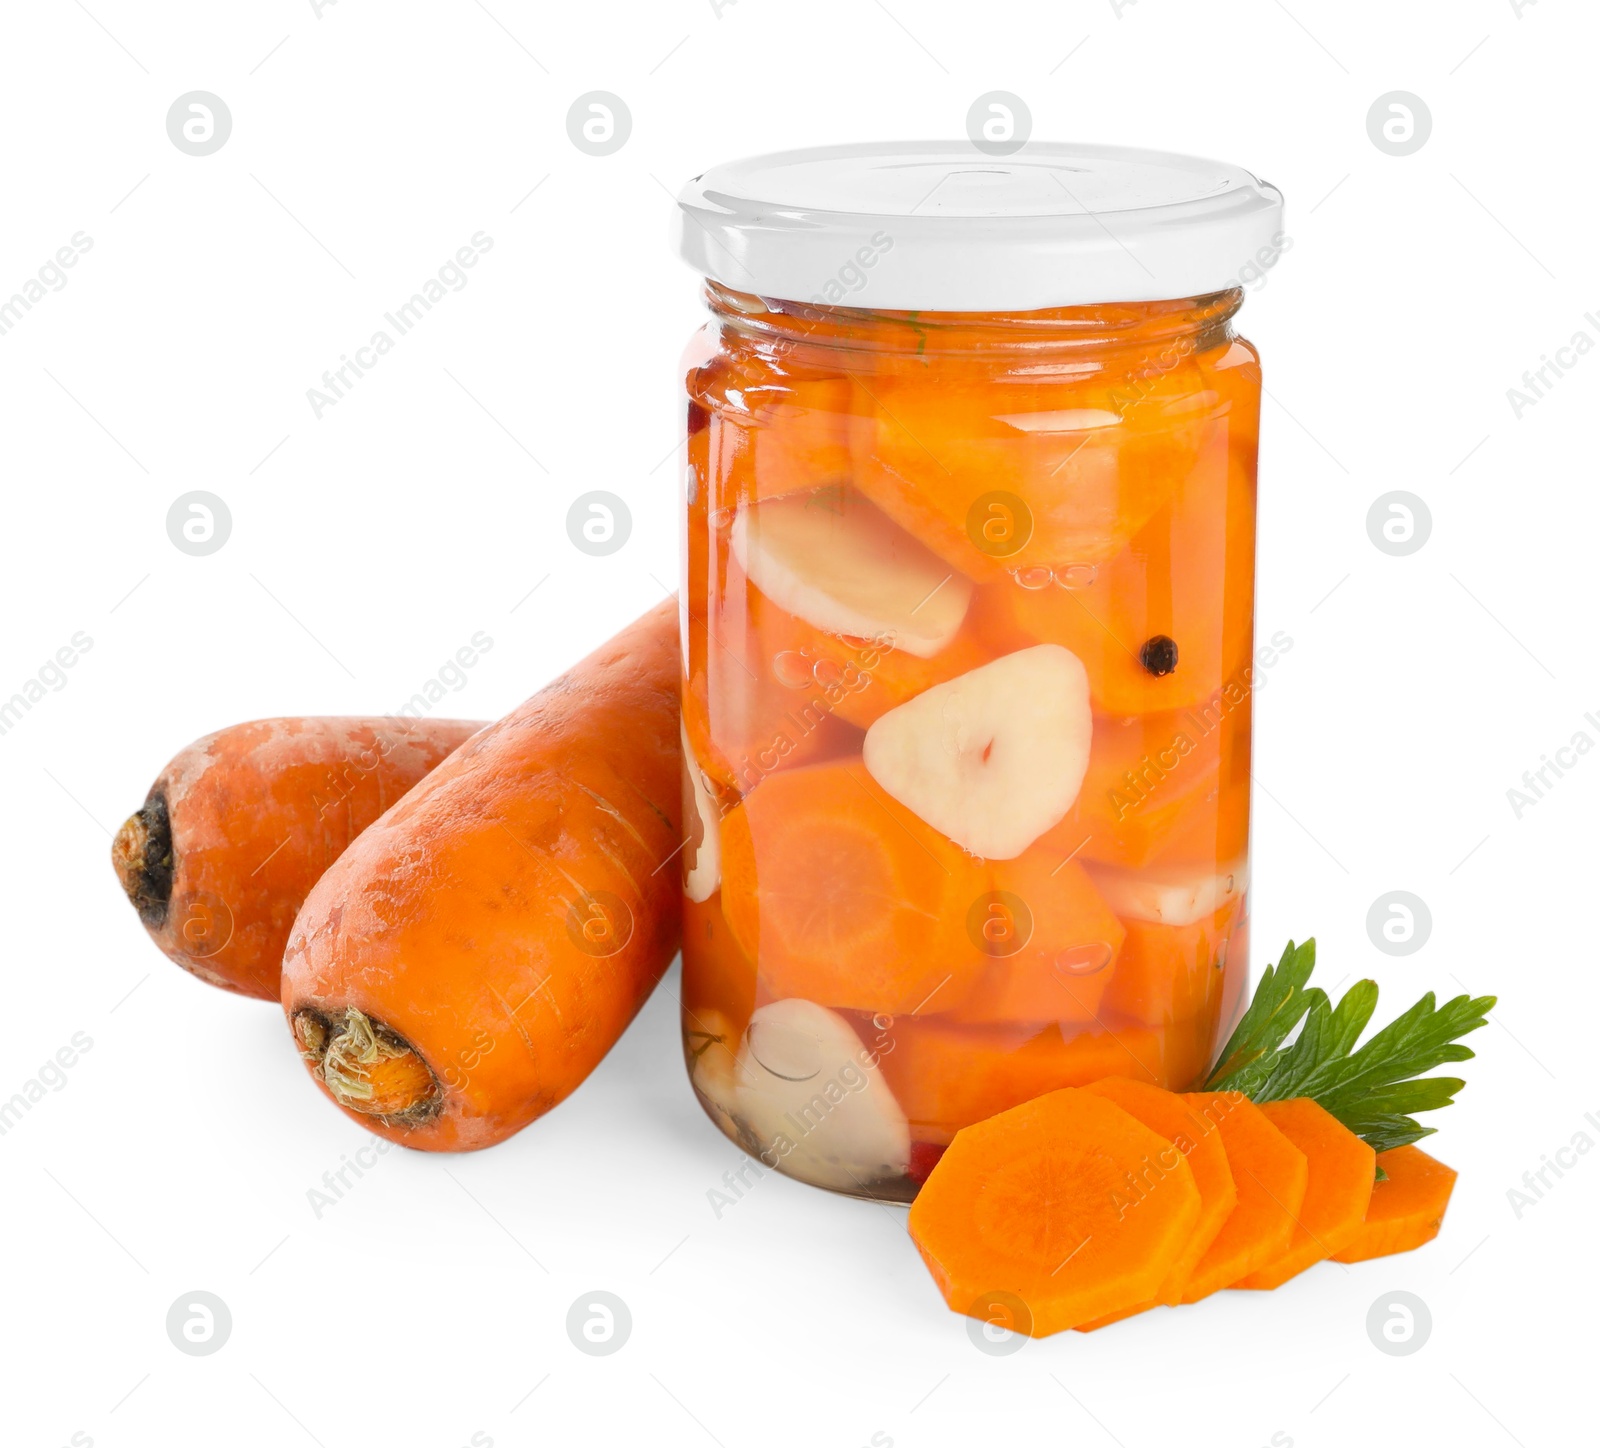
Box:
[1206,938,1496,1153]
[1202,938,1318,1096]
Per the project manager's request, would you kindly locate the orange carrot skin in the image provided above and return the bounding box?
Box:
[1332,1145,1457,1263]
[115,717,483,1000]
[282,601,683,1151]
[1233,1097,1376,1289]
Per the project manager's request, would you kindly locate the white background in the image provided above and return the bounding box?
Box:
[1,2,1593,1445]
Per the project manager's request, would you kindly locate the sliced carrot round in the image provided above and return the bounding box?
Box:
[909,1087,1202,1336]
[1232,1098,1376,1289]
[718,759,983,1015]
[1081,1081,1241,1305]
[1075,1077,1238,1325]
[1178,1092,1309,1302]
[1332,1145,1456,1264]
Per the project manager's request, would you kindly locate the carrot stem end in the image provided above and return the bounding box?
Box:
[111,794,174,928]
[295,1006,442,1125]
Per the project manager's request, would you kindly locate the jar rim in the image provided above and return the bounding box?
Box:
[703,282,1244,364]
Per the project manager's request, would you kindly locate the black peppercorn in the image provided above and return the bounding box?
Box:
[1139,634,1179,677]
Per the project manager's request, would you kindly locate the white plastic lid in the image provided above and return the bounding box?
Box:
[674,141,1285,312]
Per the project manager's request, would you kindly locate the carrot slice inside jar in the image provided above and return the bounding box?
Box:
[881,1013,1212,1146]
[718,759,983,1016]
[852,366,1214,582]
[976,431,1256,716]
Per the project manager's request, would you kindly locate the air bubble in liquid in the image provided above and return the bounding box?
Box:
[1014,566,1054,591]
[772,650,815,690]
[1053,563,1098,589]
[1055,942,1114,977]
[811,657,845,690]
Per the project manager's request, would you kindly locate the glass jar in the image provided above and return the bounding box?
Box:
[673,144,1282,1201]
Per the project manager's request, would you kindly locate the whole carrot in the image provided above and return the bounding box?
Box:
[112,716,483,1000]
[282,600,683,1151]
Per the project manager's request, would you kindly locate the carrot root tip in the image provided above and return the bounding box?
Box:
[297,1007,441,1124]
[293,1011,330,1061]
[111,794,174,927]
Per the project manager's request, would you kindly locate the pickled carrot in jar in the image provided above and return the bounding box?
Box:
[974,421,1257,716]
[878,1015,1199,1146]
[942,853,1124,1027]
[718,759,989,1017]
[1100,901,1242,1027]
[851,358,1215,581]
